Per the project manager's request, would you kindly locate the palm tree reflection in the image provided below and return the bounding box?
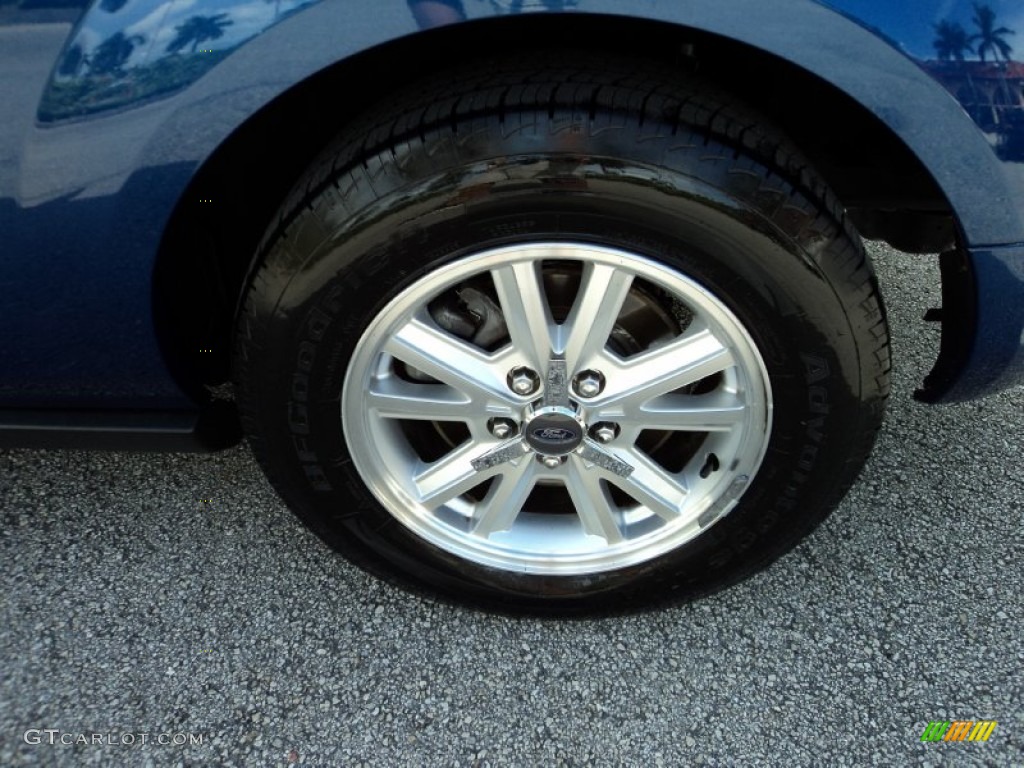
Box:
[166,14,235,55]
[38,0,324,122]
[933,20,974,62]
[927,4,1023,159]
[89,31,145,76]
[970,2,1014,63]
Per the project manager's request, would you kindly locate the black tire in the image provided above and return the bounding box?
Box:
[233,53,890,613]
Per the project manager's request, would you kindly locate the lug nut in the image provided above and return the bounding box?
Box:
[591,422,619,443]
[488,418,517,440]
[538,455,565,469]
[573,370,605,398]
[508,367,540,396]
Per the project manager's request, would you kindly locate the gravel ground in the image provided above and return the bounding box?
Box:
[1,243,1021,767]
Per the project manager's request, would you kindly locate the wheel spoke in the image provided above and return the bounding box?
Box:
[598,328,735,409]
[470,460,536,537]
[576,440,634,477]
[366,376,474,421]
[385,317,515,405]
[470,437,529,472]
[565,460,625,544]
[491,262,555,368]
[559,263,634,368]
[608,449,688,522]
[622,391,747,433]
[542,357,570,408]
[414,442,508,508]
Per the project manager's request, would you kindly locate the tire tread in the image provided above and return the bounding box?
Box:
[233,51,891,611]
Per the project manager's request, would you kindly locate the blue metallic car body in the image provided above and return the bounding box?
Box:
[1,0,1023,447]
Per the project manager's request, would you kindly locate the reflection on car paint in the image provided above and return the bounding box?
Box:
[830,0,1024,158]
[922,4,1024,160]
[29,0,1024,163]
[927,58,1024,160]
[39,0,322,122]
[40,0,582,121]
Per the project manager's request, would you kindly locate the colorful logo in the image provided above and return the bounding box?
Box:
[920,720,997,742]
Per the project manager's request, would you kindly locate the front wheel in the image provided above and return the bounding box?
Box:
[343,241,773,576]
[233,54,889,612]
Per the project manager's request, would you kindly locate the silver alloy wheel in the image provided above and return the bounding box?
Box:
[342,243,773,575]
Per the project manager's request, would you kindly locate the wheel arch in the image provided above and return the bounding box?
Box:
[150,8,984,398]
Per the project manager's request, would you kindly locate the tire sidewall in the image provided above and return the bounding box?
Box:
[243,159,865,609]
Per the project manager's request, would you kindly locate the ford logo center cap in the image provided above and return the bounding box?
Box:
[524,408,585,455]
[534,427,576,441]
